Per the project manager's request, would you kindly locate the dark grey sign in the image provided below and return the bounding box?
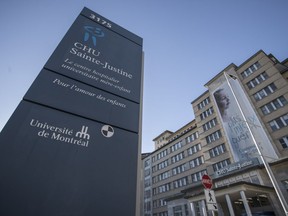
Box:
[0,101,138,215]
[0,7,143,216]
[24,69,139,132]
[45,7,143,103]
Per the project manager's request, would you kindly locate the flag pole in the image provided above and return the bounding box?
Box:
[224,72,288,216]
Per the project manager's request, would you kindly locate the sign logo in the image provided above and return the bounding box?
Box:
[83,26,104,46]
[101,125,114,138]
[76,126,90,139]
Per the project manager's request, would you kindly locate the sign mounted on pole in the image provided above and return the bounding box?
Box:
[202,174,213,189]
[0,7,143,216]
[204,189,218,211]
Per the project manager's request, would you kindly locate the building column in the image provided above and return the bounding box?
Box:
[201,199,208,216]
[225,194,235,216]
[190,202,196,216]
[240,191,252,216]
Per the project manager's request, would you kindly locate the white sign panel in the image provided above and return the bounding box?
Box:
[204,189,218,211]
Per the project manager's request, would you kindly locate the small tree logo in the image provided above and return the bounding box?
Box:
[83,26,104,46]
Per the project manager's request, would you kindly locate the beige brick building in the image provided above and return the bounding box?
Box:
[142,50,288,216]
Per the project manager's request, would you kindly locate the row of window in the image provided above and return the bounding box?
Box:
[152,132,199,162]
[260,96,287,115]
[203,118,218,131]
[186,132,199,143]
[246,71,268,89]
[241,61,261,79]
[155,160,169,171]
[153,155,205,183]
[197,97,211,110]
[172,163,186,176]
[153,144,227,184]
[155,149,168,160]
[171,152,185,163]
[152,199,167,209]
[171,141,183,152]
[253,83,277,101]
[187,143,202,156]
[152,143,202,173]
[209,143,226,158]
[200,107,214,120]
[205,130,222,144]
[269,113,288,131]
[153,170,207,195]
[173,176,188,188]
[190,156,204,168]
[212,159,231,172]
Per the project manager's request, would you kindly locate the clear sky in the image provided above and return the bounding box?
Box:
[0,0,287,153]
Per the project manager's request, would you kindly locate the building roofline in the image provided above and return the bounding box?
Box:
[236,49,267,69]
[149,120,196,154]
[281,58,288,65]
[204,63,237,87]
[152,130,173,141]
[191,90,209,104]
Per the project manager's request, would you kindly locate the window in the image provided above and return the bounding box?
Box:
[260,96,287,115]
[159,199,167,207]
[144,179,151,188]
[171,141,183,152]
[144,169,151,177]
[156,149,168,160]
[197,97,211,110]
[209,143,226,157]
[241,61,261,78]
[152,188,157,195]
[158,171,170,181]
[282,180,288,190]
[279,136,288,149]
[200,107,214,120]
[172,163,186,175]
[158,183,171,193]
[269,114,288,131]
[173,206,183,216]
[203,118,217,131]
[187,143,201,155]
[159,211,168,216]
[157,160,169,170]
[246,71,268,89]
[191,170,207,182]
[173,176,188,188]
[186,132,199,143]
[189,156,204,168]
[253,83,277,101]
[144,158,150,168]
[205,130,222,144]
[171,152,185,164]
[212,159,231,171]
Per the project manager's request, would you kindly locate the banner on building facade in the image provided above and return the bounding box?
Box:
[209,71,278,163]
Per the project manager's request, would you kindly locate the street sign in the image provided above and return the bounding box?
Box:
[204,189,218,211]
[202,174,213,189]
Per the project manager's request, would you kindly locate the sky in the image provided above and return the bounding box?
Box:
[0,0,288,153]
